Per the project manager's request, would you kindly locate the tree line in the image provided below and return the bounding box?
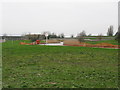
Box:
[3,25,120,42]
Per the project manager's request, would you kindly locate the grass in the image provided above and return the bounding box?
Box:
[2,40,118,88]
[0,43,2,89]
[85,40,119,45]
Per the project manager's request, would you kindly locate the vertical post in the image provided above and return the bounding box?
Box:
[45,33,48,44]
[46,36,47,44]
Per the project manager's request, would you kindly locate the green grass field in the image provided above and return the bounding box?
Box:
[85,40,119,45]
[0,43,2,89]
[2,40,118,88]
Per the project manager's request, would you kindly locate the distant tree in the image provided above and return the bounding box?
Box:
[115,26,120,42]
[2,33,7,39]
[57,35,61,38]
[42,31,51,35]
[48,33,57,38]
[60,33,64,38]
[107,25,114,36]
[37,34,46,40]
[88,34,92,36]
[80,30,86,37]
[97,33,103,41]
[21,32,27,40]
[42,31,51,39]
[78,36,84,42]
[25,33,45,41]
[29,34,38,42]
[3,33,7,36]
[71,34,74,38]
[77,30,86,42]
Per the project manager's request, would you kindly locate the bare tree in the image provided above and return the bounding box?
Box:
[42,31,51,35]
[71,34,74,38]
[60,33,64,38]
[97,33,103,41]
[107,25,114,36]
[80,30,86,37]
[77,30,86,42]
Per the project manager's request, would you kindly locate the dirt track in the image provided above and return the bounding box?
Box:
[63,39,119,49]
[20,39,120,49]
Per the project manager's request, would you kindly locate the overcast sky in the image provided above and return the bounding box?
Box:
[0,0,119,36]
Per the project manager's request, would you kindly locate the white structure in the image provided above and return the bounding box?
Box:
[45,33,48,44]
[39,42,64,46]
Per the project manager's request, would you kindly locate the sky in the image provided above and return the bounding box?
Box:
[0,0,119,36]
